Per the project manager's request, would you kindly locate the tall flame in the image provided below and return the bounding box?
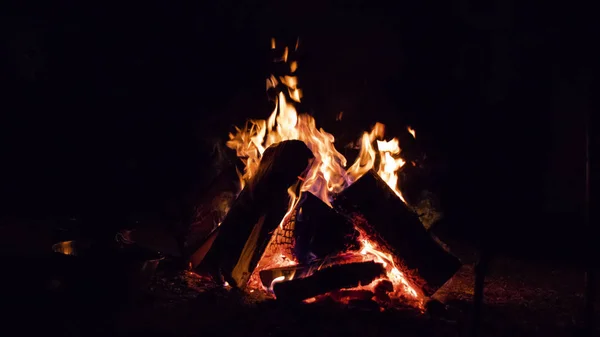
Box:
[228,71,348,206]
[226,40,419,302]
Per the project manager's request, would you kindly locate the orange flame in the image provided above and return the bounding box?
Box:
[226,40,420,303]
[356,228,418,298]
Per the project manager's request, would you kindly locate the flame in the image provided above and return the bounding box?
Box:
[269,276,286,291]
[228,72,348,207]
[376,139,406,202]
[282,47,289,63]
[357,229,418,298]
[407,126,416,138]
[226,39,419,303]
[278,180,303,229]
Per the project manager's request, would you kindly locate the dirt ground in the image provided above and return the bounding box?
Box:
[1,220,599,337]
[107,261,597,337]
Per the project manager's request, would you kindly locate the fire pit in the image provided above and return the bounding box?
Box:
[186,40,461,311]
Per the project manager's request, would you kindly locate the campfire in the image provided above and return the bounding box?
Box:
[189,40,460,310]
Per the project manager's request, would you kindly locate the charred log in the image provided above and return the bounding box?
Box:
[293,192,359,263]
[200,140,313,288]
[272,261,385,302]
[188,227,220,270]
[334,170,461,296]
[184,165,240,262]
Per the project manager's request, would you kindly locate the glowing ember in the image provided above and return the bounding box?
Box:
[226,40,421,305]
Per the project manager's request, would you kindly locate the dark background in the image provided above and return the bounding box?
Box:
[0,1,595,260]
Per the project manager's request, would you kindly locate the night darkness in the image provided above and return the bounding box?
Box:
[0,1,596,336]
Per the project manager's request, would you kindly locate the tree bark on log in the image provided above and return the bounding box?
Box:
[334,170,461,296]
[272,261,385,302]
[200,140,314,288]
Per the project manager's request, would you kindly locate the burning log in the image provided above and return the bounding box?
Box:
[200,140,314,288]
[334,170,461,296]
[258,253,368,289]
[272,261,385,302]
[259,265,309,288]
[330,289,375,302]
[293,192,359,263]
